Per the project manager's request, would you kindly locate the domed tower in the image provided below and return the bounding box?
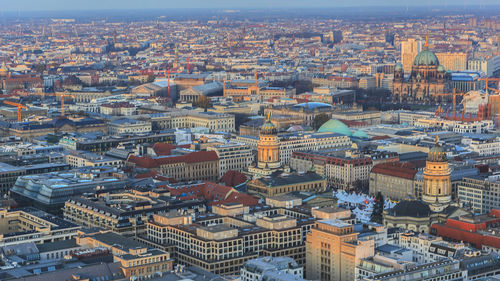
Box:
[394,63,404,82]
[422,136,451,212]
[257,114,280,170]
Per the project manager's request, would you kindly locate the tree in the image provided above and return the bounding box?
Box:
[370,192,385,224]
[194,95,212,112]
[313,113,330,130]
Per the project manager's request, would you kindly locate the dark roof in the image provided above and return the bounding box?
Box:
[387,200,431,218]
[36,239,79,253]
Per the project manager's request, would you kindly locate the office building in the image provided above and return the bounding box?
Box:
[305,219,375,281]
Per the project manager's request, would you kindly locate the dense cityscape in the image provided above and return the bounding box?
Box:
[0,3,499,281]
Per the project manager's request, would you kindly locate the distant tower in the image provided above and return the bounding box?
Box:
[422,136,451,212]
[257,114,280,170]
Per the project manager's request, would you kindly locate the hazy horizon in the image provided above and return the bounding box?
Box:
[3,0,500,12]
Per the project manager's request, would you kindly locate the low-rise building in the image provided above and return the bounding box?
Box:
[369,162,417,200]
[241,257,304,281]
[0,207,80,247]
[207,142,254,178]
[247,172,327,197]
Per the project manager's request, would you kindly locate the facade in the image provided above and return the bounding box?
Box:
[248,116,281,176]
[457,176,500,214]
[107,118,152,135]
[290,151,373,190]
[76,230,173,279]
[247,172,327,197]
[63,190,206,237]
[127,151,220,182]
[422,138,452,212]
[143,204,316,276]
[361,259,466,281]
[224,80,287,100]
[0,207,80,247]
[436,52,467,71]
[401,38,423,73]
[393,43,449,104]
[236,132,351,166]
[148,111,235,133]
[100,102,136,116]
[65,151,123,167]
[305,219,374,281]
[207,142,254,178]
[369,162,417,200]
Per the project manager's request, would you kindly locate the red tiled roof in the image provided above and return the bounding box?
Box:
[163,181,258,206]
[152,143,190,156]
[128,151,218,168]
[371,162,416,180]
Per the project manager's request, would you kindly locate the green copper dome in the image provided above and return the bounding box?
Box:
[317,119,352,136]
[395,63,403,71]
[413,49,439,66]
[437,65,446,72]
[261,119,277,135]
[428,142,447,162]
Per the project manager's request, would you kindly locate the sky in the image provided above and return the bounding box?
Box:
[2,0,500,11]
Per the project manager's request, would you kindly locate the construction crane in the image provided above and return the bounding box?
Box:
[478,77,500,94]
[59,93,75,117]
[434,89,465,117]
[3,100,28,122]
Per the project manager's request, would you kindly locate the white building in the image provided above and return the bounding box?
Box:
[207,142,254,178]
[108,118,152,135]
[240,257,304,281]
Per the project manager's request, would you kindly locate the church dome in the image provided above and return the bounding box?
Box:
[413,49,439,66]
[317,119,352,136]
[388,200,431,218]
[428,142,447,162]
[395,63,403,71]
[437,65,446,72]
[260,119,277,135]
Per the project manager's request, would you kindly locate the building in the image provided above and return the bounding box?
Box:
[180,81,223,103]
[361,259,466,281]
[393,42,450,104]
[384,139,468,233]
[147,110,235,133]
[467,55,500,77]
[107,118,152,135]
[224,80,288,100]
[76,230,173,279]
[59,131,175,153]
[63,190,206,237]
[305,219,374,281]
[369,162,417,200]
[248,115,281,176]
[0,207,80,247]
[431,210,500,252]
[290,151,373,190]
[436,52,467,72]
[64,150,123,168]
[247,172,327,197]
[127,150,220,182]
[207,142,254,178]
[458,176,500,214]
[143,204,316,276]
[10,167,128,213]
[401,38,423,73]
[236,132,351,166]
[241,257,305,281]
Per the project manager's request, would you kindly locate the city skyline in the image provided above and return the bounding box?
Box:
[3,0,500,12]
